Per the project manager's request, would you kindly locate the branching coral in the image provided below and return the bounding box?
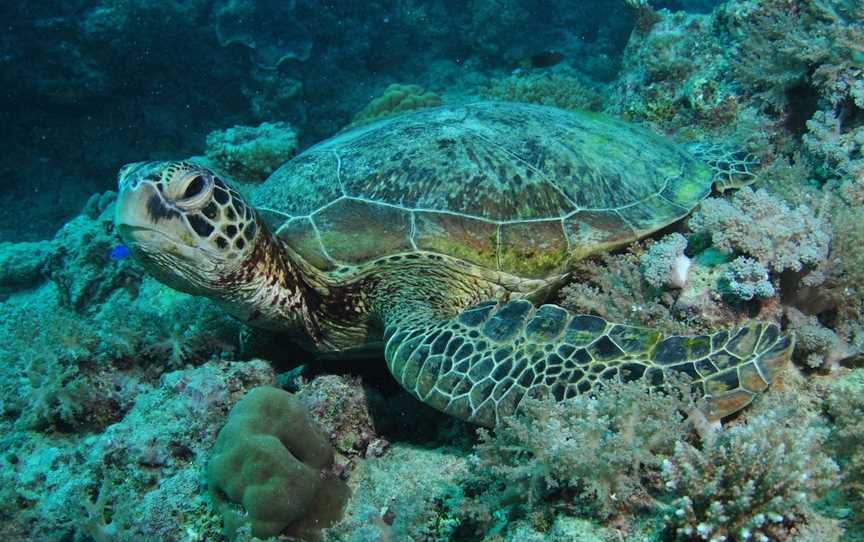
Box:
[466,381,694,524]
[640,233,690,289]
[688,187,830,274]
[822,196,864,348]
[608,0,862,175]
[558,247,690,334]
[82,479,120,542]
[721,256,775,301]
[821,369,864,532]
[460,381,839,541]
[661,393,839,541]
[804,104,864,205]
[722,0,864,107]
[785,307,849,370]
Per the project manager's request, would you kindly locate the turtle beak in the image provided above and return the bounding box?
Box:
[115,163,196,250]
[116,176,168,238]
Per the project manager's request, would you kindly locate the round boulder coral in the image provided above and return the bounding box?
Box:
[207,386,349,541]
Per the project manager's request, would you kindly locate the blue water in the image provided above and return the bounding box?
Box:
[0,1,861,541]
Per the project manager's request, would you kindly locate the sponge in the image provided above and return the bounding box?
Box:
[207,386,348,540]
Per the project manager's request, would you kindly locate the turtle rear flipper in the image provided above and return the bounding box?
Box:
[383,300,793,427]
[686,142,760,192]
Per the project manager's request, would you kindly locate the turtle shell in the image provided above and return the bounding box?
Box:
[251,102,712,279]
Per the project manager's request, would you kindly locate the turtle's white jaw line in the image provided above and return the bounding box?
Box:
[117,220,222,295]
[116,176,193,245]
[119,224,218,272]
[116,182,211,280]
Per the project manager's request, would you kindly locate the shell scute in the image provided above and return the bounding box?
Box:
[563,210,635,259]
[413,211,498,269]
[498,220,569,278]
[254,151,343,216]
[276,217,336,271]
[252,102,715,277]
[615,194,690,233]
[314,198,413,264]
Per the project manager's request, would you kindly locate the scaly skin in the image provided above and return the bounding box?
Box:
[116,160,793,427]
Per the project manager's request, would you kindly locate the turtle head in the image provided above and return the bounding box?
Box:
[115,161,260,295]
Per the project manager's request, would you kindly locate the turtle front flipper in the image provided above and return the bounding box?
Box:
[382,300,793,427]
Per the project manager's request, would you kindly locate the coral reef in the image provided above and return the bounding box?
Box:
[346,83,442,130]
[204,121,299,183]
[483,70,607,111]
[213,0,312,69]
[0,359,275,541]
[1,0,863,540]
[242,69,303,121]
[661,393,839,541]
[324,445,470,542]
[207,386,348,540]
[44,192,141,313]
[0,202,243,433]
[688,187,830,274]
[609,9,739,133]
[299,375,381,460]
[0,240,51,295]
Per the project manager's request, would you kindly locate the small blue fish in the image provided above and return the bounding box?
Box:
[110,245,131,261]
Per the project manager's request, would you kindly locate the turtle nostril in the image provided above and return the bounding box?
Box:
[183,175,207,199]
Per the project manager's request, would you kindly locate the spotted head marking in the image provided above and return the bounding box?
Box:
[115,161,260,294]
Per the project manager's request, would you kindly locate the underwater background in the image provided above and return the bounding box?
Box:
[0,0,862,540]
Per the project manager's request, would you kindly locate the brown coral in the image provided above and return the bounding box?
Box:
[346,83,442,129]
[483,71,606,112]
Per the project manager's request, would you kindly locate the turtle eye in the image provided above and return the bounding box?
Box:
[174,170,213,209]
[183,175,207,198]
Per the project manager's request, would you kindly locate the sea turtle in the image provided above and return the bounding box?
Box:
[115,101,792,427]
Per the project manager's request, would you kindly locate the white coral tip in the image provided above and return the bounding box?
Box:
[670,254,691,289]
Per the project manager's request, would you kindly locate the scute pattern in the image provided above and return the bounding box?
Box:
[277,217,337,271]
[413,211,498,268]
[253,152,344,217]
[313,198,413,264]
[337,126,575,220]
[498,220,570,277]
[385,300,793,427]
[250,102,714,274]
